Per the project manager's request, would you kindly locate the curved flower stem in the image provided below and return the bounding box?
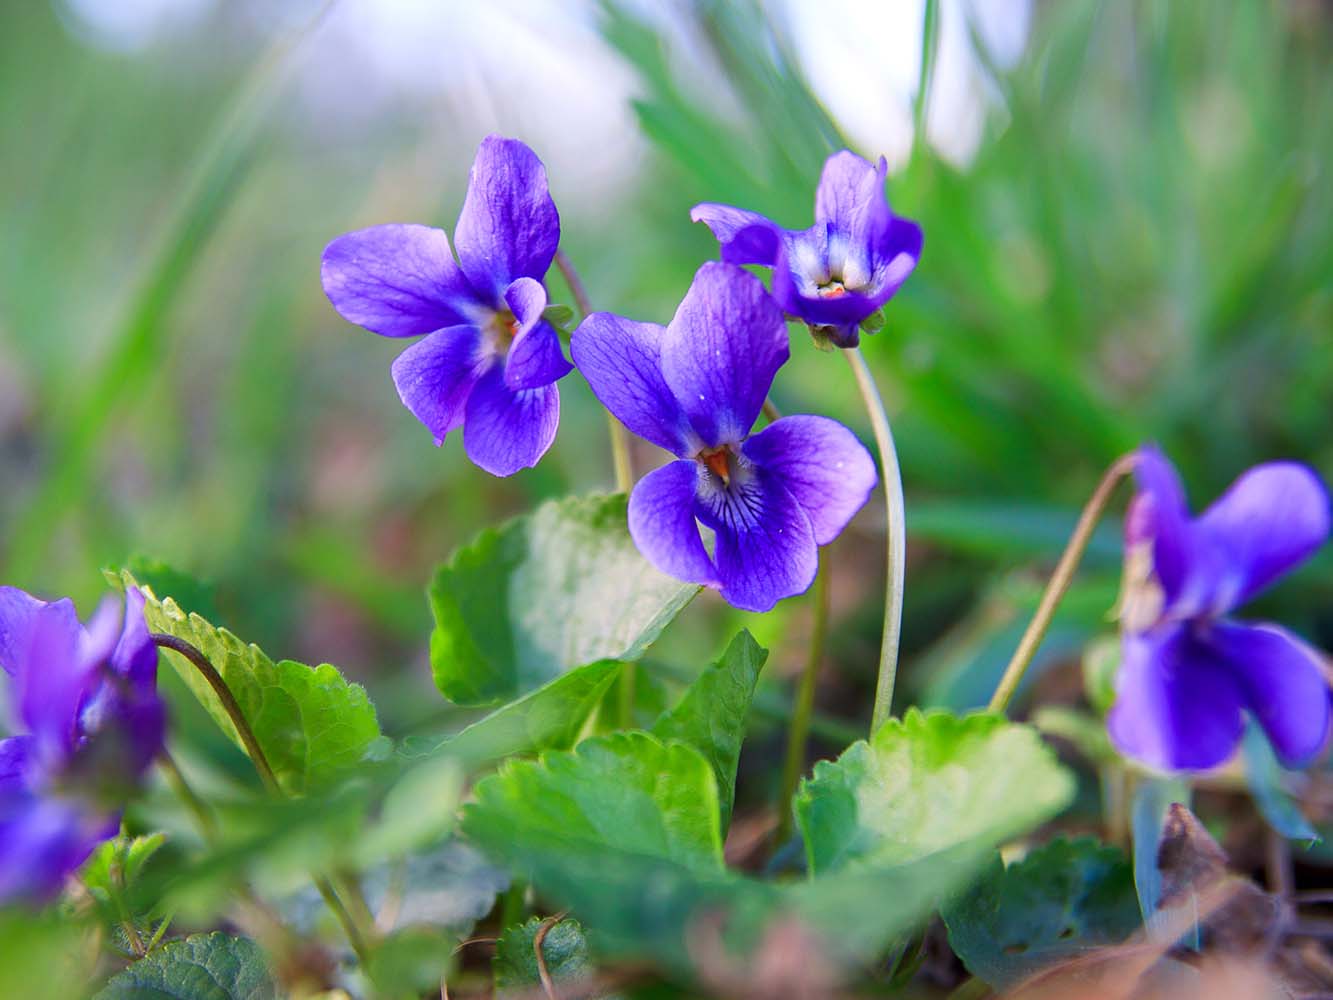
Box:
[775,557,829,847]
[845,348,906,735]
[986,453,1137,714]
[150,632,376,966]
[554,249,633,494]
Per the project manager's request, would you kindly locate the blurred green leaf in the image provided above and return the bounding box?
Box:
[365,926,456,998]
[494,917,600,999]
[354,754,463,865]
[1242,723,1319,844]
[429,494,697,705]
[120,569,383,795]
[796,710,1074,875]
[942,838,1140,989]
[651,630,767,834]
[437,660,622,767]
[0,910,93,1000]
[93,932,277,1000]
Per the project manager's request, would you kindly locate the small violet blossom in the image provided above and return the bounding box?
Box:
[1109,445,1331,772]
[0,586,164,904]
[571,262,877,612]
[321,135,572,477]
[691,150,922,349]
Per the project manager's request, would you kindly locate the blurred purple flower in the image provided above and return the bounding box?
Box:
[691,150,922,349]
[0,586,164,904]
[321,135,572,477]
[1108,445,1331,772]
[571,262,876,612]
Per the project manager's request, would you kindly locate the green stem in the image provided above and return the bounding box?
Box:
[554,249,633,493]
[986,453,1136,713]
[150,632,378,966]
[845,348,906,735]
[158,749,218,842]
[775,558,830,846]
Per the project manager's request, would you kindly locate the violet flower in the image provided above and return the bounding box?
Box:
[691,150,922,349]
[0,586,164,904]
[321,135,572,477]
[571,262,876,612]
[1109,445,1331,772]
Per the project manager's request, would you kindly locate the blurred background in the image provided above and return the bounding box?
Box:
[2,0,1331,761]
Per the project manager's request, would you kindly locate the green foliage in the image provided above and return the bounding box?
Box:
[942,838,1140,988]
[437,660,623,766]
[465,731,724,873]
[1242,723,1319,844]
[429,494,697,705]
[365,926,456,998]
[82,831,169,934]
[119,568,383,795]
[354,754,463,864]
[796,710,1075,875]
[0,910,92,1000]
[650,630,767,833]
[93,933,278,1000]
[494,917,597,999]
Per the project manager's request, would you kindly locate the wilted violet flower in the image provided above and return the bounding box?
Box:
[1109,446,1331,772]
[571,262,876,612]
[691,150,922,349]
[321,135,572,477]
[0,586,164,904]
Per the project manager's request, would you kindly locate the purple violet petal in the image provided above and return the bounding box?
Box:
[0,793,117,906]
[15,600,94,765]
[660,262,789,449]
[0,586,46,677]
[1107,624,1247,772]
[1130,444,1194,611]
[1192,462,1330,613]
[391,325,490,444]
[321,224,480,337]
[453,135,560,301]
[689,205,783,267]
[111,586,157,689]
[1208,619,1331,768]
[462,364,560,477]
[694,464,817,613]
[742,415,877,546]
[570,312,697,456]
[627,460,719,587]
[503,277,571,390]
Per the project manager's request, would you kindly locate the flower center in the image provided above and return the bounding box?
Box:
[486,309,522,353]
[698,445,734,485]
[1116,538,1165,633]
[816,279,848,299]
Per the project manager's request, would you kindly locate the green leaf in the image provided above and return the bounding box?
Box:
[542,303,576,331]
[1242,722,1319,844]
[1082,635,1120,716]
[0,911,92,1000]
[119,569,383,795]
[859,308,886,334]
[462,728,981,975]
[93,933,278,1000]
[942,838,1141,988]
[354,754,464,864]
[1032,705,1115,764]
[494,917,599,999]
[796,709,1075,876]
[83,832,168,899]
[438,660,622,766]
[366,926,457,997]
[464,731,724,874]
[429,494,697,705]
[650,630,767,833]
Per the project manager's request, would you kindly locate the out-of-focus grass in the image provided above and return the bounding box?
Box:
[1,1,1330,736]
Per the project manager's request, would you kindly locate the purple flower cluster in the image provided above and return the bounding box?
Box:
[1109,446,1331,772]
[692,151,922,349]
[0,586,163,904]
[322,136,571,477]
[573,263,877,612]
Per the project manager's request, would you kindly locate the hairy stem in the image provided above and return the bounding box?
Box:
[775,559,829,846]
[150,632,377,965]
[845,348,907,735]
[555,249,633,493]
[986,453,1136,713]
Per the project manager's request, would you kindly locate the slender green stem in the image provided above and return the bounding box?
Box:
[150,632,377,965]
[986,453,1136,713]
[554,249,632,493]
[762,397,782,423]
[775,559,830,846]
[913,0,941,163]
[845,348,906,735]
